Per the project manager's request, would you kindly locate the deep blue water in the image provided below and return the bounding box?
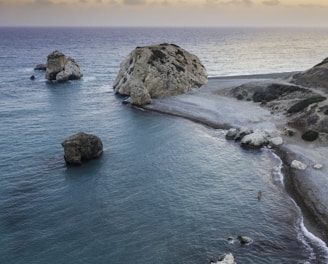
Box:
[1,27,328,263]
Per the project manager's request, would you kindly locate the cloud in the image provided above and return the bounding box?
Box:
[34,0,54,5]
[210,0,253,6]
[298,4,328,9]
[123,0,146,5]
[262,0,279,6]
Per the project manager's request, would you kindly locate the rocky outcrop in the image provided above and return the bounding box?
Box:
[226,127,281,149]
[45,50,83,82]
[292,57,328,89]
[210,253,236,264]
[113,43,208,106]
[34,64,47,71]
[230,77,328,143]
[61,132,103,165]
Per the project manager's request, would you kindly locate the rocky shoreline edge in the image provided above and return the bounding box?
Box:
[135,72,328,245]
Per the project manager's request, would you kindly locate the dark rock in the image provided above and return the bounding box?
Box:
[34,64,47,71]
[237,235,252,244]
[30,75,35,80]
[287,96,326,113]
[302,130,319,141]
[253,83,304,103]
[61,132,103,165]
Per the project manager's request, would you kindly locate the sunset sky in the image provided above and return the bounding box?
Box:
[0,0,327,27]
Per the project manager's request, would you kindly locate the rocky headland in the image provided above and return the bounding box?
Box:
[136,59,328,242]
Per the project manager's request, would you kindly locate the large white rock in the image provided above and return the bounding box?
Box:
[241,130,268,148]
[46,50,83,82]
[291,160,307,170]
[113,43,208,105]
[269,136,283,146]
[211,253,236,264]
[56,57,83,82]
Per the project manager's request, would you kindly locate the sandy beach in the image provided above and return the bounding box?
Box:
[142,73,328,244]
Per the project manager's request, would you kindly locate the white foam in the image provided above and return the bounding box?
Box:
[269,149,328,261]
[291,197,328,262]
[83,76,96,82]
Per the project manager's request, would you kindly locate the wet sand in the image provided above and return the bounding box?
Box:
[142,72,328,244]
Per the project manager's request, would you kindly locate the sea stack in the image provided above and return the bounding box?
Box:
[113,43,208,106]
[45,50,83,82]
[61,132,103,165]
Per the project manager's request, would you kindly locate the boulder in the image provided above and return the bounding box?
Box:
[269,136,283,146]
[45,50,83,82]
[291,160,307,170]
[225,128,239,140]
[210,253,236,264]
[113,43,208,106]
[237,235,253,244]
[34,63,47,71]
[61,132,103,165]
[302,130,319,141]
[241,130,268,149]
[292,57,328,89]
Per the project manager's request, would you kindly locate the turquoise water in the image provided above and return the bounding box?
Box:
[1,27,328,263]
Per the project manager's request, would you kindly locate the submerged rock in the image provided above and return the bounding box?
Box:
[113,43,208,106]
[45,50,83,82]
[61,132,103,165]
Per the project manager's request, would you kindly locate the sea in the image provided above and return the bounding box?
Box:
[1,27,328,264]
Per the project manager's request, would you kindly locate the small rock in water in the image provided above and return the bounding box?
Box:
[237,235,252,244]
[61,132,103,165]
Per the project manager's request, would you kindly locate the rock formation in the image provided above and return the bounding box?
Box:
[226,127,282,149]
[113,43,208,106]
[61,132,103,165]
[45,50,83,82]
[34,63,47,71]
[210,253,236,264]
[292,57,328,89]
[230,79,328,143]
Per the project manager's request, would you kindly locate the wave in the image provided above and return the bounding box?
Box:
[272,150,328,262]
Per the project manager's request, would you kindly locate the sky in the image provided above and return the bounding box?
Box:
[0,0,328,27]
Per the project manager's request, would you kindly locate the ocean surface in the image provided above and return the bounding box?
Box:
[1,27,328,263]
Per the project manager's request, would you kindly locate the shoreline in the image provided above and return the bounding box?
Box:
[140,72,328,245]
